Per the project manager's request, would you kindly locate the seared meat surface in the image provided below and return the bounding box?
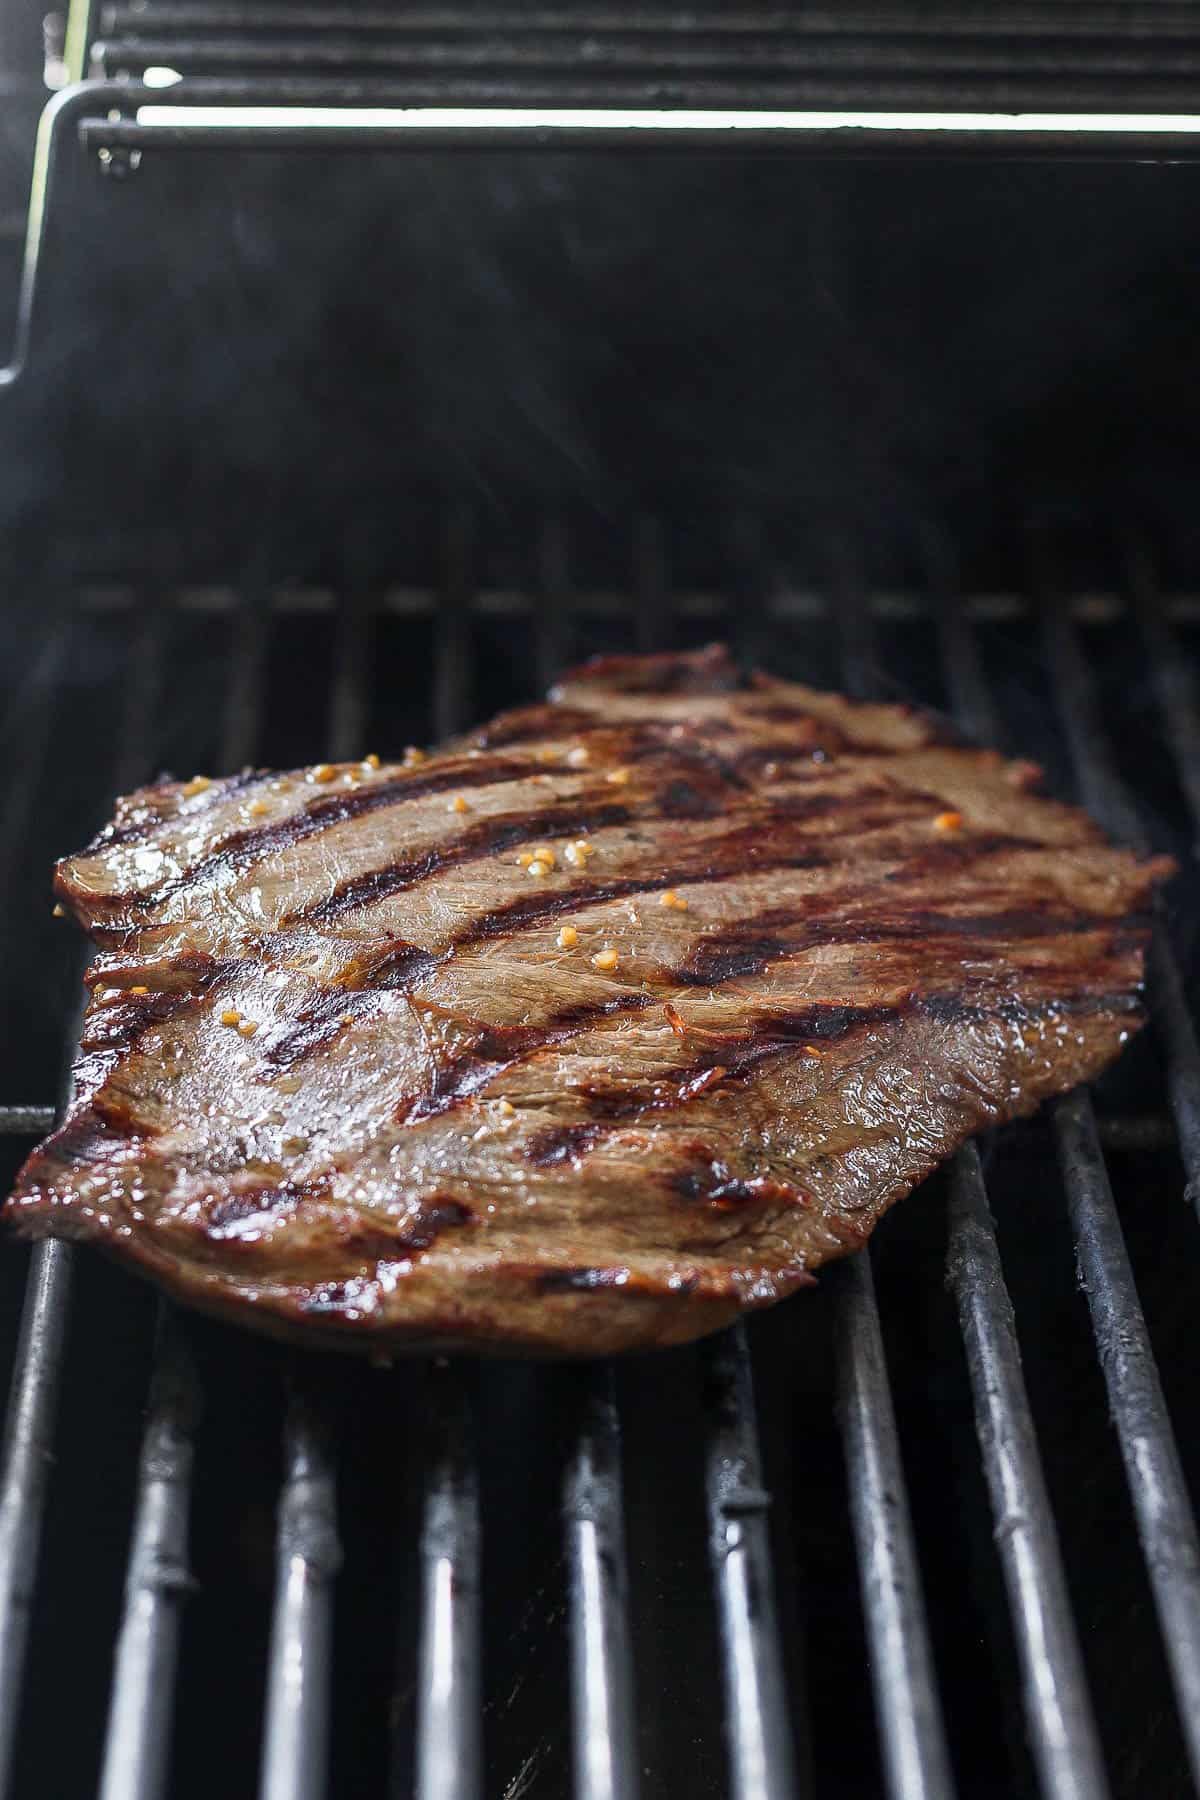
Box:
[6,646,1171,1353]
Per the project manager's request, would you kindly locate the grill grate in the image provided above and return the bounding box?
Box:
[0,537,1197,1798]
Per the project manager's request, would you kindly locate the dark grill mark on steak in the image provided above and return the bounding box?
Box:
[468,703,599,748]
[260,990,374,1072]
[399,994,660,1125]
[96,770,263,850]
[403,1058,512,1125]
[305,801,635,924]
[301,744,758,928]
[452,805,1007,950]
[669,1159,811,1211]
[470,992,657,1062]
[357,940,443,990]
[203,1184,300,1236]
[76,751,545,913]
[672,904,1147,989]
[382,1198,475,1255]
[526,1124,607,1168]
[535,1266,633,1293]
[519,985,1144,1172]
[79,952,234,1050]
[257,942,443,1072]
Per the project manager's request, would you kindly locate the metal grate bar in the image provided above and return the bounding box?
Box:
[945,1146,1110,1800]
[832,1254,954,1800]
[1035,572,1200,1220]
[99,585,271,1794]
[434,503,473,743]
[327,587,374,762]
[632,517,668,655]
[63,585,1200,626]
[827,536,878,706]
[259,597,362,1799]
[407,548,485,1800]
[931,541,1114,1796]
[1125,541,1200,833]
[536,518,573,693]
[936,544,1200,1790]
[0,1237,73,1800]
[0,1108,54,1136]
[830,553,955,1800]
[564,1364,639,1800]
[702,1322,799,1800]
[1036,569,1144,848]
[98,1310,201,1800]
[112,601,169,795]
[259,1388,342,1800]
[221,584,271,772]
[1145,934,1200,1215]
[0,622,68,907]
[0,593,172,1800]
[1095,1112,1176,1153]
[926,532,1002,747]
[1053,1089,1200,1788]
[416,1361,482,1800]
[949,549,1200,1782]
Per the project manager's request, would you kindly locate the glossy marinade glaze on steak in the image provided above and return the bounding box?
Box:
[5,645,1173,1354]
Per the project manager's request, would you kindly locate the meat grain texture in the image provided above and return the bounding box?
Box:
[6,646,1173,1354]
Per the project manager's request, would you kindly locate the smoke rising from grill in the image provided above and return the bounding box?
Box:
[8,148,1200,598]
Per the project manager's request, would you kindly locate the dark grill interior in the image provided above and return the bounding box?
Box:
[1,17,1200,1798]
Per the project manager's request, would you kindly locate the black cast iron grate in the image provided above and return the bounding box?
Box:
[0,529,1197,1799]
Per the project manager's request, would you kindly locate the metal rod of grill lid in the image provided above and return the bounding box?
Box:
[564,1364,640,1800]
[702,1323,800,1800]
[77,109,1200,165]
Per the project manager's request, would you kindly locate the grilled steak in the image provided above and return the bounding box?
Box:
[6,645,1171,1354]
